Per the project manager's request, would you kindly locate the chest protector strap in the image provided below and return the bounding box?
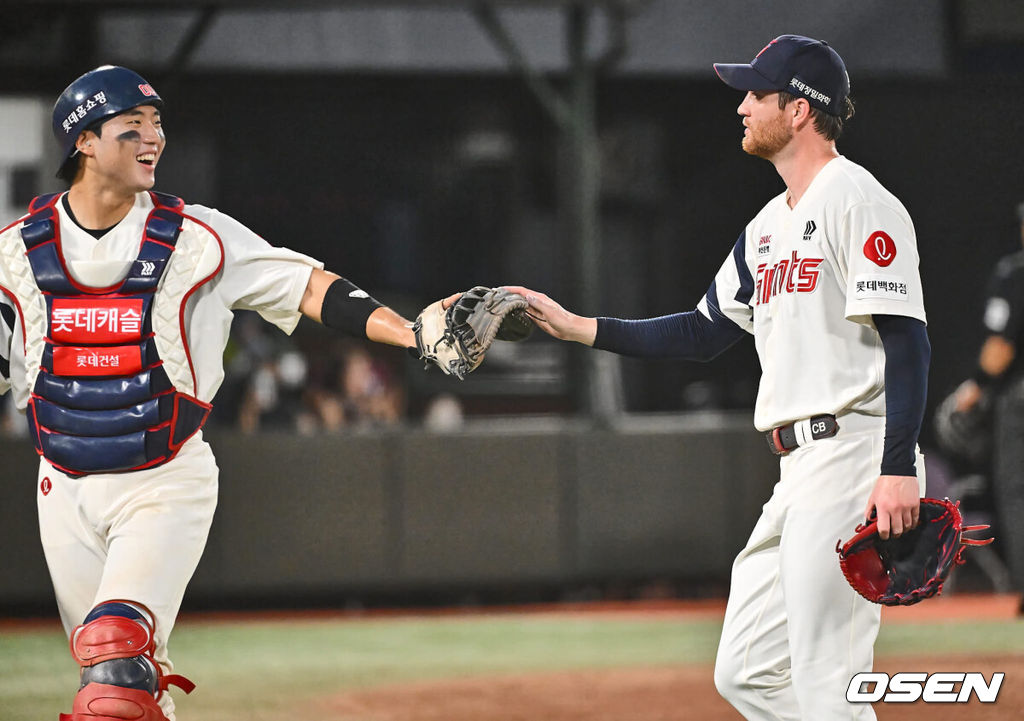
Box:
[21,193,211,476]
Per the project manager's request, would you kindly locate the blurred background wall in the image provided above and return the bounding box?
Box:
[0,0,1020,613]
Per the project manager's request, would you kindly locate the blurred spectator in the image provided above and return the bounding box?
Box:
[209,311,408,434]
[306,341,405,431]
[949,201,1024,610]
[422,392,465,431]
[226,312,312,433]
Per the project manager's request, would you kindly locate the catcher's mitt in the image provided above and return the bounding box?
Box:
[836,497,993,606]
[413,286,532,379]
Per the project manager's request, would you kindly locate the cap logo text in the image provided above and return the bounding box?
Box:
[60,91,108,134]
[789,78,831,106]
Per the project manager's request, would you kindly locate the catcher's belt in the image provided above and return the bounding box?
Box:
[765,413,839,455]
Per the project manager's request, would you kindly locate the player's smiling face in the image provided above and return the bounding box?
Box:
[81,105,165,192]
[737,90,792,160]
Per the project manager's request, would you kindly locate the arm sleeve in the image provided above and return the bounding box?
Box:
[874,314,930,476]
[592,232,753,359]
[594,309,745,360]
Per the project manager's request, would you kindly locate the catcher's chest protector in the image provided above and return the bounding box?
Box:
[18,192,213,475]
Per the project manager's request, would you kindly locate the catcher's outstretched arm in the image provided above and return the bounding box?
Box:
[301,268,458,349]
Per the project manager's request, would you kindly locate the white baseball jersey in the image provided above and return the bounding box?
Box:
[0,191,322,407]
[700,156,926,431]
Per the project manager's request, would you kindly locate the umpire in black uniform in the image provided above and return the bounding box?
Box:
[954,201,1024,610]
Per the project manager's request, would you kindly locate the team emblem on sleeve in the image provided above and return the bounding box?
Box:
[864,231,896,267]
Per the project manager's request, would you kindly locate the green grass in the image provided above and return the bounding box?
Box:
[875,619,1024,657]
[1,613,1020,721]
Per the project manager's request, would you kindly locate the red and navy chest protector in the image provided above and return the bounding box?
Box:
[20,192,211,476]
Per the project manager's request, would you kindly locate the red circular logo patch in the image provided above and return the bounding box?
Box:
[40,477,52,496]
[864,231,897,267]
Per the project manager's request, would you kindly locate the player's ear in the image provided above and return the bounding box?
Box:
[75,131,96,158]
[791,98,813,129]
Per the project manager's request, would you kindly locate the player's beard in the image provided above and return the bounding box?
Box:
[742,112,793,159]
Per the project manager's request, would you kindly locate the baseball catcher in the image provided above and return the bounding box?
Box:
[6,64,533,721]
[414,286,533,379]
[837,497,994,605]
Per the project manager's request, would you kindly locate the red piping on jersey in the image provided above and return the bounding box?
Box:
[171,211,224,395]
[0,212,32,237]
[26,398,44,454]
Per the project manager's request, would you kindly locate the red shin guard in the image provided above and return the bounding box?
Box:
[62,602,195,721]
[58,683,171,721]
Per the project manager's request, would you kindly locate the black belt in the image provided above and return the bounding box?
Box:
[765,414,840,456]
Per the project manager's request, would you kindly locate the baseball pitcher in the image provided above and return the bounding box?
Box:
[507,35,929,720]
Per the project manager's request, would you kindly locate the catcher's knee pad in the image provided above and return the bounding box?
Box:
[61,601,194,721]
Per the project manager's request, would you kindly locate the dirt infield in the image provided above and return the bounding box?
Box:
[319,594,1023,721]
[321,656,1023,721]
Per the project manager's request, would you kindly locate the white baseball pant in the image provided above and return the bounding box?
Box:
[714,412,925,720]
[36,434,219,721]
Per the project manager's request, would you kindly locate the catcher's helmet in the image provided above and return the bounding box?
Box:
[52,65,162,170]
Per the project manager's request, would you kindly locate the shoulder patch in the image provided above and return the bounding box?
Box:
[864,231,896,267]
[854,274,909,301]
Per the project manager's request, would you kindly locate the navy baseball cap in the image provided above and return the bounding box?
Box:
[714,34,850,116]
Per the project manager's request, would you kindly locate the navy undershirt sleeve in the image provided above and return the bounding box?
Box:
[594,231,750,361]
[873,314,930,477]
[593,307,745,361]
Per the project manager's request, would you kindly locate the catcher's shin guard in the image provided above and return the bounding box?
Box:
[60,601,195,721]
[59,683,174,721]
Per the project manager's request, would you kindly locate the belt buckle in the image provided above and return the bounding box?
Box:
[766,426,789,456]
